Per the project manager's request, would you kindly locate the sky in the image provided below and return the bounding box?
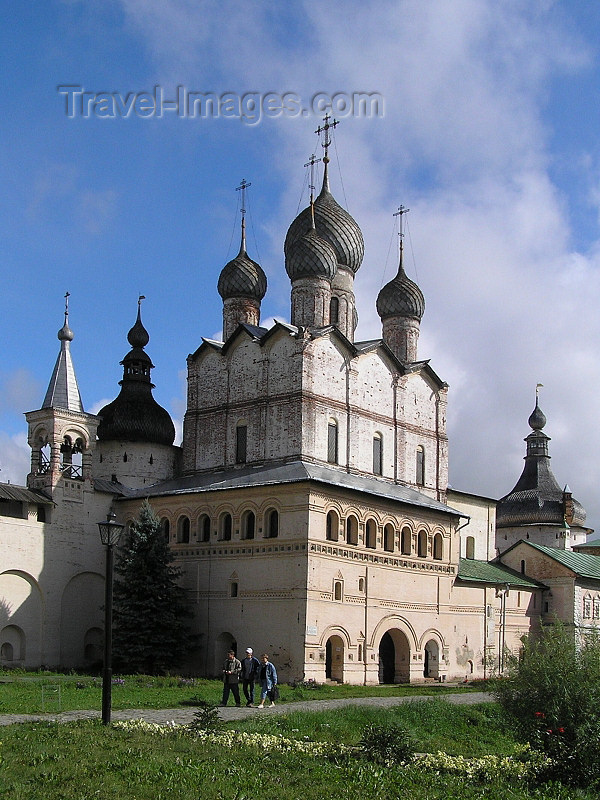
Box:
[2,0,600,528]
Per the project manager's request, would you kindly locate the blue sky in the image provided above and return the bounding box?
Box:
[3,0,600,528]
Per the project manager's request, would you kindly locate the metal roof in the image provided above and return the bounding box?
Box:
[123,460,461,517]
[519,541,600,582]
[457,558,544,588]
[0,483,53,505]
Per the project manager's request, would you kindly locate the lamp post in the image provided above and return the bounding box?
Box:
[97,511,124,725]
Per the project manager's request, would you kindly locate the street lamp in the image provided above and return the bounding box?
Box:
[98,511,124,725]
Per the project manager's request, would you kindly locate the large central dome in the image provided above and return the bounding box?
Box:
[284,169,364,274]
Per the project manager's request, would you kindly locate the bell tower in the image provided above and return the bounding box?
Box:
[25,293,99,499]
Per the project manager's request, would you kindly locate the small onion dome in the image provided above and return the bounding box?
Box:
[376,259,425,321]
[284,171,364,274]
[285,226,337,281]
[127,312,150,348]
[528,401,546,431]
[58,318,74,342]
[218,246,267,301]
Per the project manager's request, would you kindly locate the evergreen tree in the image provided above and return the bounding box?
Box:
[112,500,195,674]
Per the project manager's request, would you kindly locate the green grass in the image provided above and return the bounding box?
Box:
[0,670,480,715]
[1,702,595,800]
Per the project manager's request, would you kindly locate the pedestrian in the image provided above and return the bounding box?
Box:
[257,653,278,708]
[240,647,260,707]
[221,649,242,707]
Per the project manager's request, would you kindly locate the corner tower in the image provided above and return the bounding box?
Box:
[94,297,180,488]
[496,390,588,551]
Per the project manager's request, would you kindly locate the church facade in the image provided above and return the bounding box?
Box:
[1,131,595,682]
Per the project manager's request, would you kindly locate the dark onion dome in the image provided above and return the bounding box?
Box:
[496,402,586,528]
[376,256,425,320]
[96,305,175,446]
[285,225,337,281]
[58,318,74,342]
[284,167,364,274]
[218,243,267,301]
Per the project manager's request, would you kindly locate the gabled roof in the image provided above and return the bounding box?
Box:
[505,541,600,582]
[122,460,461,517]
[457,557,544,588]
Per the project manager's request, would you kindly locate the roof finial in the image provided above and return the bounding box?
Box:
[536,382,543,402]
[64,291,70,322]
[236,178,251,253]
[393,205,410,272]
[315,114,338,192]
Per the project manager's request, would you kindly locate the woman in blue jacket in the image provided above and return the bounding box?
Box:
[257,653,278,708]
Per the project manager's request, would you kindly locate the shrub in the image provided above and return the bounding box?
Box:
[492,622,600,788]
[188,700,223,733]
[359,722,416,765]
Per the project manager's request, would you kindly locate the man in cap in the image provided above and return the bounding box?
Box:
[240,647,261,707]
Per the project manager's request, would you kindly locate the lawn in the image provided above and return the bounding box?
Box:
[0,671,480,715]
[1,701,593,800]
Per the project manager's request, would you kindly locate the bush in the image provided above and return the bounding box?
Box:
[492,622,600,788]
[359,722,416,765]
[188,700,223,733]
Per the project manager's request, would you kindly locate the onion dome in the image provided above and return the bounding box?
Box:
[376,252,425,321]
[284,165,364,274]
[97,301,175,446]
[218,225,267,301]
[496,401,586,528]
[285,224,337,281]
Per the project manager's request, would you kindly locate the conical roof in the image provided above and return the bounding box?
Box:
[96,303,175,446]
[42,300,83,412]
[284,165,364,274]
[496,401,586,528]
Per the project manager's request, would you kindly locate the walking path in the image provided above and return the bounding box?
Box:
[0,692,491,727]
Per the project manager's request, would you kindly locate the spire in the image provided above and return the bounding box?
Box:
[42,292,84,412]
[236,178,251,254]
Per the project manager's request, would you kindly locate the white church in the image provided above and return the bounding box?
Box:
[2,126,600,683]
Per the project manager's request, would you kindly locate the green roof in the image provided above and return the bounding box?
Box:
[522,542,600,581]
[457,558,543,588]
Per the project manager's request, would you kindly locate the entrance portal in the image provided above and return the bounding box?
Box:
[424,639,440,679]
[325,635,344,682]
[378,629,411,683]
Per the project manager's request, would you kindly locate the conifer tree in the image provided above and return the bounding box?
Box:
[112,500,195,674]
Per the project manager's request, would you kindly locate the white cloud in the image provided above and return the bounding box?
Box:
[0,432,30,487]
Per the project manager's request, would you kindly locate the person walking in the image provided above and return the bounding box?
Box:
[240,647,260,707]
[221,649,242,707]
[257,653,277,708]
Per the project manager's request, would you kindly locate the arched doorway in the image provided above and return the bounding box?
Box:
[424,639,440,679]
[214,632,237,678]
[325,634,344,682]
[378,629,411,683]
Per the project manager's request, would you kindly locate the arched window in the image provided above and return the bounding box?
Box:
[373,433,382,476]
[366,519,377,549]
[346,516,358,546]
[265,508,279,538]
[520,559,526,574]
[160,518,170,543]
[383,524,394,552]
[198,514,211,542]
[433,532,443,560]
[326,510,339,541]
[236,423,247,464]
[177,516,190,544]
[401,526,412,555]
[358,577,365,592]
[334,581,342,601]
[327,419,338,464]
[417,530,428,558]
[330,295,339,325]
[466,536,475,559]
[583,595,592,619]
[242,510,255,540]
[219,513,232,541]
[230,582,238,598]
[416,446,425,486]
